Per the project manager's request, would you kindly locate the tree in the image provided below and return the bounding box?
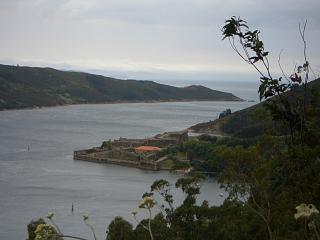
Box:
[214,141,275,239]
[219,108,232,119]
[220,16,320,239]
[106,217,135,240]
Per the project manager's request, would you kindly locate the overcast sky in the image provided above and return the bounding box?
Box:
[0,0,319,82]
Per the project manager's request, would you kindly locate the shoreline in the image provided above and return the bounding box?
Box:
[0,98,245,112]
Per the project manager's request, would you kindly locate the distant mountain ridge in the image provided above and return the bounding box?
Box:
[0,64,242,110]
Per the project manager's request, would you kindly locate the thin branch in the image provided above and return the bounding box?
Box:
[278,49,290,83]
[265,55,273,79]
[246,197,273,240]
[313,225,320,240]
[292,62,298,75]
[48,219,63,236]
[229,37,250,64]
[309,65,318,80]
[50,235,89,240]
[239,36,266,78]
[261,57,273,80]
[133,210,154,240]
[133,214,149,232]
[249,188,265,213]
[299,20,308,64]
[148,208,154,240]
[84,222,97,240]
[299,19,309,147]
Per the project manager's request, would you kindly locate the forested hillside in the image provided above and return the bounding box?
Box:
[190,78,320,138]
[0,64,241,110]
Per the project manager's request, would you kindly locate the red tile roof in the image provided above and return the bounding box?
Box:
[135,146,161,152]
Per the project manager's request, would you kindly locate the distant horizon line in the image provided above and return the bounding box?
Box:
[0,61,260,83]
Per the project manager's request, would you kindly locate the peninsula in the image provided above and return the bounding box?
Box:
[74,130,190,171]
[0,64,242,110]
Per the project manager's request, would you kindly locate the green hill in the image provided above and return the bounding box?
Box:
[190,78,320,138]
[0,64,242,110]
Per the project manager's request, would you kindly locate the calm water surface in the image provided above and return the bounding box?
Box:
[0,101,254,239]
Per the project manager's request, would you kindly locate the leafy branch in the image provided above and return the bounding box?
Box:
[222,16,311,145]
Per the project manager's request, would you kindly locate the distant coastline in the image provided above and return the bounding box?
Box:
[0,99,244,112]
[0,63,243,111]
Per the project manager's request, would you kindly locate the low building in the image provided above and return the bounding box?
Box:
[135,146,161,153]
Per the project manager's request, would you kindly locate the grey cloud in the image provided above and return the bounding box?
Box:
[0,0,319,81]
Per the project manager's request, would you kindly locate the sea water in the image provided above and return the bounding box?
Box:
[0,101,254,239]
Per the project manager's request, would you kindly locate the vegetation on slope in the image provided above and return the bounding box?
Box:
[0,64,241,110]
[190,77,320,138]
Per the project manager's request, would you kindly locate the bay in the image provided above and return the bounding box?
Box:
[0,101,254,239]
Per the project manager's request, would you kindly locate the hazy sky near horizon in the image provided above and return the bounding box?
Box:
[0,0,319,82]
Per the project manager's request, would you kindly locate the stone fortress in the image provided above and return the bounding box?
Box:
[74,130,189,170]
